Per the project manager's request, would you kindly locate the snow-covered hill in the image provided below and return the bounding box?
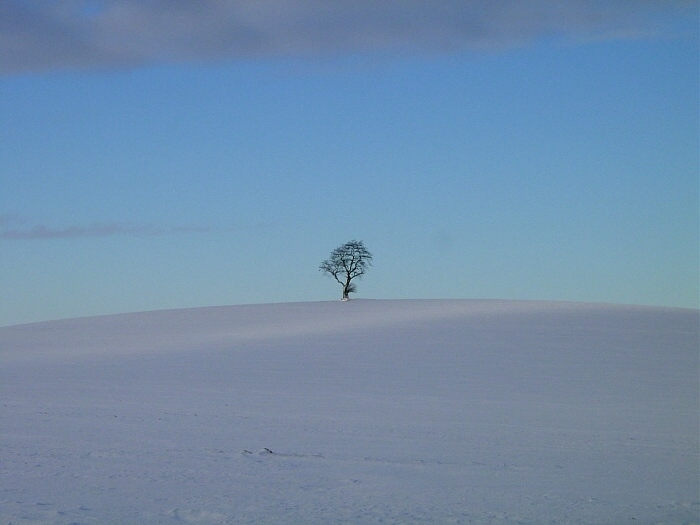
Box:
[1,300,698,524]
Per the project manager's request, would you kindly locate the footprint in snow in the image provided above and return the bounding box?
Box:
[241,448,323,459]
[242,447,274,456]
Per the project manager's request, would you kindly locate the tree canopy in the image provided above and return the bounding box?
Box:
[319,240,373,300]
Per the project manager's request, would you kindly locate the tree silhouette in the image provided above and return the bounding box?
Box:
[319,240,373,300]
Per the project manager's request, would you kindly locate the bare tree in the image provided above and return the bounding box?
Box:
[319,240,373,300]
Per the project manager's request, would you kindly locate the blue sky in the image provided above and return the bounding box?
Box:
[1,1,698,325]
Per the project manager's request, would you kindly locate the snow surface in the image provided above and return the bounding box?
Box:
[1,299,698,524]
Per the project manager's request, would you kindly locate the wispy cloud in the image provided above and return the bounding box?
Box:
[0,219,228,240]
[1,1,695,75]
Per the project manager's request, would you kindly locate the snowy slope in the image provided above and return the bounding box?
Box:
[1,300,698,524]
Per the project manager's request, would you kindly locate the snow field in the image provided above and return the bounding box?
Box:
[1,300,698,523]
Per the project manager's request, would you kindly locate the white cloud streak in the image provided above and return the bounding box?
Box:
[1,1,695,75]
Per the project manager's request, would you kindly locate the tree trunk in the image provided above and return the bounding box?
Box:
[342,276,352,300]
